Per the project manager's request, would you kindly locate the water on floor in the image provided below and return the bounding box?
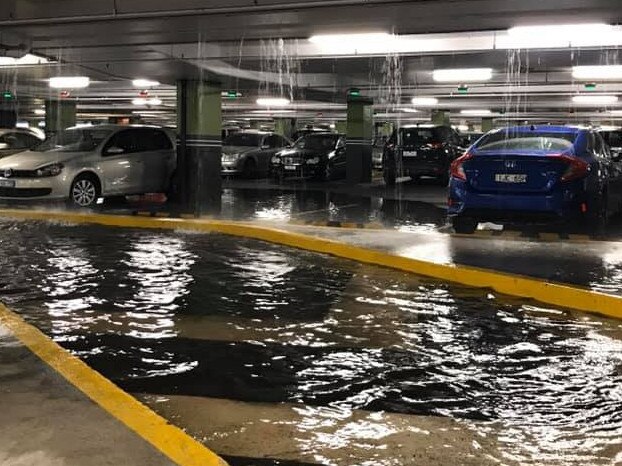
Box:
[0,219,621,465]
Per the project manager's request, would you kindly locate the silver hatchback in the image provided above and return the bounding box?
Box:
[0,125,176,207]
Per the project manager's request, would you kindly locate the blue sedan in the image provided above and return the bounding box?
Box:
[447,125,622,234]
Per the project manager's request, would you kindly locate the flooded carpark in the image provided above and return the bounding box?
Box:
[1,219,622,465]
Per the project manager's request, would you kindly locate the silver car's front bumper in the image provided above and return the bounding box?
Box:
[0,175,69,200]
[221,158,243,175]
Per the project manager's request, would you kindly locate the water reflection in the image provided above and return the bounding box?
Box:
[0,220,621,464]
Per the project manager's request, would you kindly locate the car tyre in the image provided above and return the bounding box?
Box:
[70,174,101,208]
[452,216,478,234]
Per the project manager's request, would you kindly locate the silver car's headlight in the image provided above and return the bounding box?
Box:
[222,153,240,162]
[271,156,281,164]
[306,157,320,165]
[35,163,64,177]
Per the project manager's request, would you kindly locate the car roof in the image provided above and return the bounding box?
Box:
[65,124,166,131]
[490,125,583,134]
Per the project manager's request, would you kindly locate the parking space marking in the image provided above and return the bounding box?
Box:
[1,208,621,320]
[0,302,228,466]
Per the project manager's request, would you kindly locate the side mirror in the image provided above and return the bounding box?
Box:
[0,143,8,150]
[106,146,125,155]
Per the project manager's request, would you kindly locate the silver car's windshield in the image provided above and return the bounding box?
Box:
[37,128,114,152]
[224,133,262,147]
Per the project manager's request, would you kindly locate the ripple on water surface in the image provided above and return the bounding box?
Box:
[0,220,621,465]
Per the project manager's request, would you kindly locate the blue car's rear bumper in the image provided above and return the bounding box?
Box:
[448,179,587,222]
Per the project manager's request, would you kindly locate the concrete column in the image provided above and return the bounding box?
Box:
[481,117,494,132]
[274,118,296,140]
[45,100,76,135]
[177,80,222,216]
[431,110,450,126]
[335,121,347,134]
[346,96,373,184]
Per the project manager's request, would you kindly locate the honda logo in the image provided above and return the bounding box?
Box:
[3,169,12,178]
[504,160,517,169]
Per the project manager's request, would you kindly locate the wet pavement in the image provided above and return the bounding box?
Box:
[0,323,174,466]
[0,220,621,465]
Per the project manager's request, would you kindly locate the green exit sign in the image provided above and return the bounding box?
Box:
[347,88,361,97]
[458,85,469,94]
[2,90,13,99]
[585,83,597,91]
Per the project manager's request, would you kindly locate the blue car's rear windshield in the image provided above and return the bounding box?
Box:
[476,130,577,152]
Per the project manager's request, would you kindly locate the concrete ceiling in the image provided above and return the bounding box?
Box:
[2,0,622,127]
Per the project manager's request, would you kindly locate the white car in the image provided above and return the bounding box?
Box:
[0,125,176,207]
[0,128,44,158]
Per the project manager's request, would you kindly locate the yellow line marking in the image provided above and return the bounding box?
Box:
[1,208,622,320]
[0,302,227,466]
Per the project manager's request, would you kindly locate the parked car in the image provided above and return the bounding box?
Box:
[448,125,622,233]
[221,130,291,178]
[271,132,346,181]
[598,127,622,158]
[0,124,176,207]
[372,136,387,169]
[0,128,44,158]
[383,125,464,186]
[291,127,334,142]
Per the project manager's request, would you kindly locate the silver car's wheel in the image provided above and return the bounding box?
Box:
[71,176,99,207]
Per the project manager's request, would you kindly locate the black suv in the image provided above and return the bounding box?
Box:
[383,125,464,185]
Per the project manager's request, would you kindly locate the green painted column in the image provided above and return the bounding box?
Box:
[274,118,296,140]
[346,96,373,184]
[481,117,494,132]
[335,121,347,134]
[431,110,450,126]
[45,100,76,135]
[177,80,222,216]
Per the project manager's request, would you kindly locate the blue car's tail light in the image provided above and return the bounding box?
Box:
[550,154,589,182]
[450,152,473,181]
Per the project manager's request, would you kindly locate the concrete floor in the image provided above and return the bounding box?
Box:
[0,324,174,466]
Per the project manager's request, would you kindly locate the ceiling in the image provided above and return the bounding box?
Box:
[2,0,622,128]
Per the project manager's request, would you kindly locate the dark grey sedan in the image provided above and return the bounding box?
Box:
[221,131,291,178]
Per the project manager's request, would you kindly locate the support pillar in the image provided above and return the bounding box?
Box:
[45,100,76,135]
[335,121,347,134]
[431,110,450,126]
[177,80,222,216]
[481,117,494,132]
[346,96,373,184]
[274,118,296,140]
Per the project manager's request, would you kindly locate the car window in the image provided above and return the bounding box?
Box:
[601,130,622,148]
[38,128,113,152]
[399,128,442,145]
[476,130,577,151]
[265,135,279,148]
[0,133,22,149]
[150,129,173,150]
[224,133,262,147]
[17,133,41,149]
[293,134,338,150]
[104,129,139,155]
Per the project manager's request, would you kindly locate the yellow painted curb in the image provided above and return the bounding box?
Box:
[1,208,622,320]
[0,302,228,466]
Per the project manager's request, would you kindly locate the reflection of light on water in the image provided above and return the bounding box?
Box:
[590,246,622,294]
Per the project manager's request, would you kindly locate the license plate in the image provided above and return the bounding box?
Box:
[495,174,527,183]
[285,165,297,170]
[0,180,15,188]
[403,150,418,157]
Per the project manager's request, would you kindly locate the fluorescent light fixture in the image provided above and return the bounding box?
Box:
[461,109,493,115]
[411,97,438,106]
[309,33,395,54]
[256,97,290,107]
[399,108,419,113]
[0,53,50,66]
[132,97,162,106]
[499,23,622,49]
[250,109,296,114]
[572,95,618,105]
[34,109,45,115]
[132,79,160,87]
[433,68,492,82]
[572,65,622,80]
[609,110,622,115]
[49,76,90,89]
[15,121,29,129]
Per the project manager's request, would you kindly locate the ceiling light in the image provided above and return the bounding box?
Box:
[49,76,90,89]
[572,95,618,105]
[499,23,622,49]
[132,97,162,106]
[399,108,419,113]
[609,110,622,115]
[256,97,290,107]
[461,109,493,115]
[572,65,622,80]
[433,68,493,82]
[0,53,50,67]
[34,109,45,115]
[411,97,438,106]
[132,79,160,87]
[309,33,396,54]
